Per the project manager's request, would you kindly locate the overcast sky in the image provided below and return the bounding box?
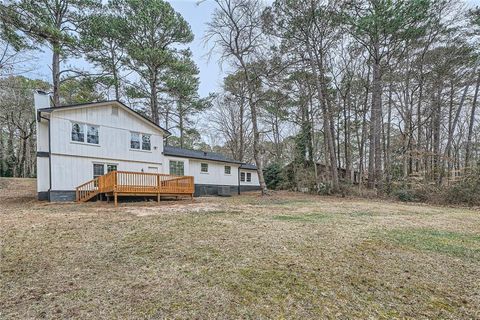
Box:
[23,0,480,99]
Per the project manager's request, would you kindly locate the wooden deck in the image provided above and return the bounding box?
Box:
[76,171,194,206]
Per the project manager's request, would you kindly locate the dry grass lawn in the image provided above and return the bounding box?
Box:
[1,178,479,319]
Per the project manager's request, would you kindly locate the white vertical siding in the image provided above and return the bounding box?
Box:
[240,169,260,186]
[188,160,240,186]
[50,105,164,163]
[51,154,163,190]
[36,157,49,192]
[47,103,165,190]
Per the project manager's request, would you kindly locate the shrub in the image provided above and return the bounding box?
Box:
[264,163,283,190]
[442,169,480,206]
[391,184,436,203]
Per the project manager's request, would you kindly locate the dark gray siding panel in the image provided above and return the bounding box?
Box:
[49,190,76,202]
[36,151,49,158]
[38,192,49,201]
[194,184,260,196]
[194,184,238,197]
[240,185,261,192]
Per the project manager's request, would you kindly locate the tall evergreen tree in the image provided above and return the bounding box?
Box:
[111,0,194,125]
[0,0,101,105]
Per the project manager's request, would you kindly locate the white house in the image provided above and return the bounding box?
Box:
[34,91,260,201]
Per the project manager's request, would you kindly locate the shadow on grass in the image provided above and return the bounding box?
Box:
[380,228,480,261]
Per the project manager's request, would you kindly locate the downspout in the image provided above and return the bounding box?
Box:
[238,165,241,195]
[39,113,52,199]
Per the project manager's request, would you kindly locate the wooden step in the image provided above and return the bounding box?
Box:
[79,190,99,202]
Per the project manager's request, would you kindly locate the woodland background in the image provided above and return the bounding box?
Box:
[0,0,479,204]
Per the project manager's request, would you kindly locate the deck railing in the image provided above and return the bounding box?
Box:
[76,171,195,204]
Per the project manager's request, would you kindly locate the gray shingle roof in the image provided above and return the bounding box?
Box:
[240,163,257,170]
[164,145,243,164]
[163,145,257,170]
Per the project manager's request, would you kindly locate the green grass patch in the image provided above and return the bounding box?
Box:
[382,228,480,261]
[272,213,330,222]
[349,211,373,217]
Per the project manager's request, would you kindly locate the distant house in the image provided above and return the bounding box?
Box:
[34,91,260,202]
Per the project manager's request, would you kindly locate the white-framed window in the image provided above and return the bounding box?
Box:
[169,160,184,176]
[240,172,245,182]
[87,125,99,144]
[94,163,117,179]
[224,166,231,175]
[131,132,151,151]
[247,172,252,182]
[201,163,208,173]
[71,122,84,142]
[130,132,141,149]
[142,134,151,151]
[71,122,98,145]
[93,163,105,179]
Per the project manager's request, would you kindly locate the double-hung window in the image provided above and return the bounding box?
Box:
[131,132,151,151]
[240,172,245,182]
[72,122,98,145]
[142,134,151,151]
[247,172,252,182]
[87,125,99,144]
[93,163,104,179]
[130,132,141,149]
[93,163,117,180]
[224,166,231,175]
[201,163,208,173]
[169,160,184,176]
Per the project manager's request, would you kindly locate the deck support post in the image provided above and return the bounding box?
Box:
[157,193,161,203]
[114,192,118,207]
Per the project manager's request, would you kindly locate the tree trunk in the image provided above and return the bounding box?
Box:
[150,75,159,125]
[52,42,61,106]
[368,57,383,189]
[433,82,442,184]
[440,83,470,184]
[307,49,339,191]
[238,98,245,162]
[237,58,267,194]
[178,101,184,148]
[465,73,480,167]
[385,85,393,188]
